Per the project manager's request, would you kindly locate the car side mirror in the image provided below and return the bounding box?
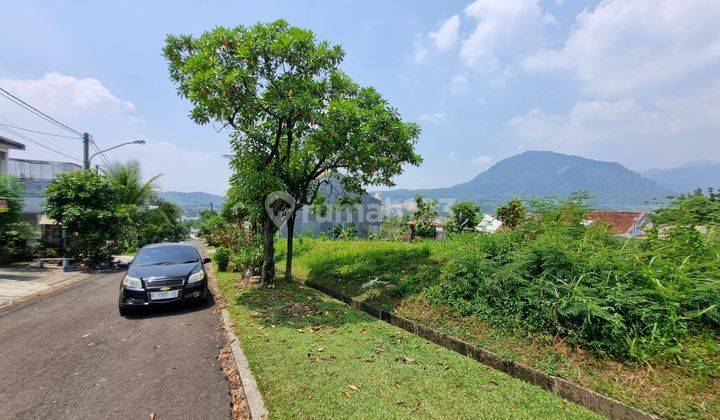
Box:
[202,257,212,264]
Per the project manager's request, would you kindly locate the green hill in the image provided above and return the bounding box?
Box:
[641,160,720,193]
[157,191,225,217]
[382,151,672,211]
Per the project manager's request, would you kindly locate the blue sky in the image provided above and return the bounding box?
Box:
[1,0,719,194]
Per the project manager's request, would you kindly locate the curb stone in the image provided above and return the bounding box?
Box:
[306,280,657,420]
[195,241,269,420]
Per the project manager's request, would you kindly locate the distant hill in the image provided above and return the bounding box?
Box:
[641,160,720,193]
[381,151,672,212]
[158,191,225,217]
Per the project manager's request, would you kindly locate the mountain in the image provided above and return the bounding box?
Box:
[157,191,225,217]
[641,160,720,193]
[381,151,672,211]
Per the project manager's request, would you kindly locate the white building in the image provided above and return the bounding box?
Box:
[0,135,26,174]
[476,213,503,233]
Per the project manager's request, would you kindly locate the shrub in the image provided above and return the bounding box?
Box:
[330,224,358,240]
[424,197,720,361]
[496,199,526,228]
[232,238,263,275]
[215,246,231,271]
[449,200,481,233]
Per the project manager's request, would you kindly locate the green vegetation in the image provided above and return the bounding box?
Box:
[45,170,119,265]
[214,246,231,271]
[284,195,720,417]
[448,200,481,233]
[495,198,525,228]
[43,164,186,265]
[213,268,598,419]
[164,19,421,283]
[0,174,36,263]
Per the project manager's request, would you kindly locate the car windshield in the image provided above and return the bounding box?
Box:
[134,246,200,266]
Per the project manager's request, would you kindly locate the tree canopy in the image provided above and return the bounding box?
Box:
[164,20,422,282]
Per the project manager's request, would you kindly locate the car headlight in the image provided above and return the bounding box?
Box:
[122,275,142,289]
[188,269,205,284]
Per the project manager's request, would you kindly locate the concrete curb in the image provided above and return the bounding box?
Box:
[194,241,268,420]
[220,308,269,420]
[306,281,657,420]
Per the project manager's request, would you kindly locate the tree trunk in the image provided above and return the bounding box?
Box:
[285,214,295,280]
[261,217,276,285]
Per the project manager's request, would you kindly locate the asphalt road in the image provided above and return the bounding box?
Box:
[0,270,231,419]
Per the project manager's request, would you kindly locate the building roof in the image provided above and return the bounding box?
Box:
[0,135,25,150]
[585,211,645,235]
[408,220,444,228]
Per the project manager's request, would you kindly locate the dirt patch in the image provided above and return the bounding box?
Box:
[218,345,251,420]
[281,301,319,317]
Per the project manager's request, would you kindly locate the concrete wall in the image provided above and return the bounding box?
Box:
[0,146,8,174]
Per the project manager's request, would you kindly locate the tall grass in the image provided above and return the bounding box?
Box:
[424,201,719,361]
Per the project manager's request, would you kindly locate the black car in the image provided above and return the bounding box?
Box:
[119,243,212,316]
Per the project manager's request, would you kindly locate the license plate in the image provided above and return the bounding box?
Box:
[149,290,180,300]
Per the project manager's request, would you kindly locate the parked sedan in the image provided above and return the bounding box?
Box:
[119,243,211,316]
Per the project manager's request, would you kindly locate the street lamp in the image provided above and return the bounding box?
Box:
[88,140,146,166]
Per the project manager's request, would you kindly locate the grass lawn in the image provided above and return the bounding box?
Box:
[286,238,720,419]
[214,268,598,419]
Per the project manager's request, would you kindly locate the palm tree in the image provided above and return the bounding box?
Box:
[105,160,162,206]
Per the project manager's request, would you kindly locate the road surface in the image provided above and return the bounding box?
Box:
[0,270,231,419]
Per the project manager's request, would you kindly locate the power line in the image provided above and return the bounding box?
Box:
[0,87,82,136]
[0,121,82,139]
[90,137,112,167]
[0,125,82,163]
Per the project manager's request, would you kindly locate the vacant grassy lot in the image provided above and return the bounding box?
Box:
[286,238,720,418]
[214,268,597,419]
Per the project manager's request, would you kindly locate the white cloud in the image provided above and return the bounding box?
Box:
[506,89,720,168]
[429,15,461,51]
[0,72,230,194]
[0,72,135,115]
[523,0,720,97]
[511,0,720,169]
[460,0,549,69]
[411,35,428,64]
[418,112,447,123]
[471,155,493,167]
[112,140,230,194]
[446,152,456,161]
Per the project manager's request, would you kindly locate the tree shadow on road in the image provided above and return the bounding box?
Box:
[123,294,217,319]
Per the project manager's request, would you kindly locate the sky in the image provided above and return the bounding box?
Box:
[1,0,719,195]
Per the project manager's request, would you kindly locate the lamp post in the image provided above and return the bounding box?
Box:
[87,140,146,167]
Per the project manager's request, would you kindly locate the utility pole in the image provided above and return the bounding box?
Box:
[83,132,90,170]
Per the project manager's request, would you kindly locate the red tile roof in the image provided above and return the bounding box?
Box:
[585,211,645,235]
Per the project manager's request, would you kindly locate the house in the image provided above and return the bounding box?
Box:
[0,135,26,174]
[279,178,382,238]
[476,213,502,233]
[584,211,648,237]
[8,158,82,227]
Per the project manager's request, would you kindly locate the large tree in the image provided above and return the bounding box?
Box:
[164,20,422,283]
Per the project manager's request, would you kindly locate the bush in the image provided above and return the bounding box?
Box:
[330,224,358,240]
[449,200,481,233]
[496,199,526,228]
[232,238,263,275]
[215,247,231,271]
[424,197,720,361]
